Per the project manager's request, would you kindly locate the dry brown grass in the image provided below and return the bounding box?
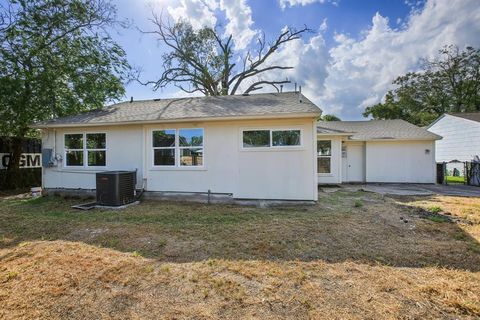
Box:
[396,195,480,243]
[0,241,478,319]
[0,190,479,319]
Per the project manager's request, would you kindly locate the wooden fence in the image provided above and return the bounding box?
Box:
[0,137,42,190]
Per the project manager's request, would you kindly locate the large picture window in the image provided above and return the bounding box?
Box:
[65,133,106,167]
[152,128,204,167]
[317,140,331,174]
[242,129,301,148]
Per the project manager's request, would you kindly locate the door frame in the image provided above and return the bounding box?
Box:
[342,141,366,183]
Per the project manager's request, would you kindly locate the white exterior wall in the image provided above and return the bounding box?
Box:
[317,136,343,184]
[428,115,480,162]
[145,118,317,200]
[42,125,144,189]
[42,117,318,201]
[365,140,436,183]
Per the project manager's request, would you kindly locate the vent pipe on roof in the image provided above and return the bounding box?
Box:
[298,86,302,103]
[294,82,297,93]
[280,85,283,93]
[130,96,133,103]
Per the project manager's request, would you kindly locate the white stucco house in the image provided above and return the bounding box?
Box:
[34,92,321,201]
[427,113,480,167]
[316,120,441,184]
[33,92,441,202]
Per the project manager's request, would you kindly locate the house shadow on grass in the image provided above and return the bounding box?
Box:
[0,191,479,272]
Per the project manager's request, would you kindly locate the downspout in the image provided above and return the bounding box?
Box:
[142,125,148,191]
[313,119,318,201]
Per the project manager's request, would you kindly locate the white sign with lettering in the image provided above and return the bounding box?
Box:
[0,153,42,169]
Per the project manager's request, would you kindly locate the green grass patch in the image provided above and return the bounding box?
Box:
[429,206,442,214]
[446,176,465,184]
[426,215,450,223]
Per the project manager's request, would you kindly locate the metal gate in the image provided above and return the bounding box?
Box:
[465,157,480,186]
[437,158,480,186]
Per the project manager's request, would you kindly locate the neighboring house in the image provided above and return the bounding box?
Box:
[427,112,480,165]
[316,120,441,184]
[33,92,321,201]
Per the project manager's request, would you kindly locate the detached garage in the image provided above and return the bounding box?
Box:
[316,120,442,184]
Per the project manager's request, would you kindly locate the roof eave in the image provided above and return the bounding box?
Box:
[31,112,321,129]
[316,132,355,136]
[350,137,442,142]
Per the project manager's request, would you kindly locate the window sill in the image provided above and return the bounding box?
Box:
[317,173,333,177]
[149,166,207,172]
[56,167,107,173]
[239,146,305,152]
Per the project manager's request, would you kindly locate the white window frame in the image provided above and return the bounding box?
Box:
[151,128,205,168]
[317,139,332,174]
[64,132,107,168]
[240,128,303,150]
[178,128,204,167]
[152,128,177,167]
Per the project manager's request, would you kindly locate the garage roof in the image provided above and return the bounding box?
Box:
[449,112,480,123]
[317,119,442,141]
[32,92,321,128]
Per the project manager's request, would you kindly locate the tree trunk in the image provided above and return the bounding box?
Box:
[5,136,25,190]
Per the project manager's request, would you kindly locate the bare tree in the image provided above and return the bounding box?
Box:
[141,14,310,95]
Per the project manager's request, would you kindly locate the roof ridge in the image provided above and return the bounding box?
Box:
[112,91,300,106]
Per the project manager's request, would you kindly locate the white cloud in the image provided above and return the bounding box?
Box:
[167,0,217,29]
[164,0,257,50]
[244,24,330,109]
[318,0,480,119]
[279,0,338,10]
[219,0,258,50]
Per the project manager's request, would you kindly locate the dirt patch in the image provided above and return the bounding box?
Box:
[0,241,479,319]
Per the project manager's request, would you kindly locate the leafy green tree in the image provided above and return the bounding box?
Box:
[320,114,341,121]
[363,45,480,126]
[0,0,131,187]
[142,16,310,95]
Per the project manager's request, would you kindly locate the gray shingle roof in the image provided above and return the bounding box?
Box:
[317,119,442,140]
[449,112,480,123]
[33,92,321,128]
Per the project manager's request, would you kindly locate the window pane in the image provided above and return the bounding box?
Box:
[180,148,203,166]
[88,151,106,166]
[86,133,106,149]
[153,130,176,147]
[154,149,175,166]
[179,128,203,147]
[317,140,331,156]
[318,157,331,173]
[66,150,83,166]
[272,130,301,146]
[65,134,83,149]
[243,130,270,148]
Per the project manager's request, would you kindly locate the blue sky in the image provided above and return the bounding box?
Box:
[111,0,479,119]
[114,0,416,104]
[5,0,478,119]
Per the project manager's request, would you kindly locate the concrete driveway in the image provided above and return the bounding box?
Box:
[358,183,480,197]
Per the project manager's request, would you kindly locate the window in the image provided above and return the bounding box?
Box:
[65,134,83,166]
[272,130,301,146]
[179,128,203,166]
[243,130,270,148]
[152,128,204,167]
[153,129,176,166]
[65,133,106,167]
[317,140,331,174]
[86,133,106,166]
[242,129,301,148]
